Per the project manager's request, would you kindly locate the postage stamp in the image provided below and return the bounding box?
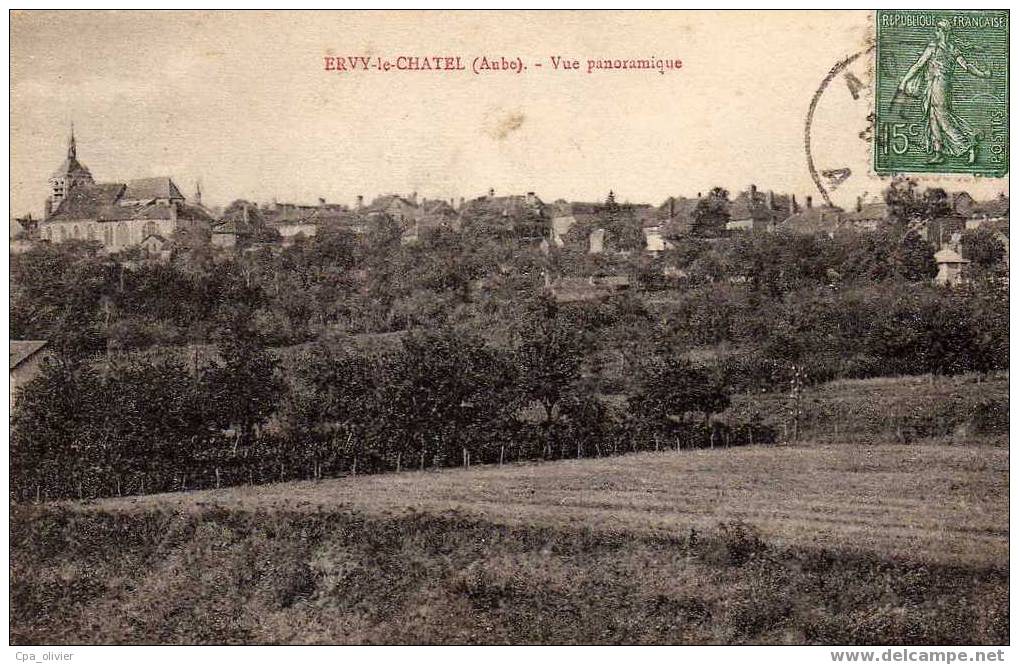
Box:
[874,10,1008,177]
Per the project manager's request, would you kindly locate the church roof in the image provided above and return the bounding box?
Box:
[50,157,92,180]
[123,177,185,201]
[46,181,213,223]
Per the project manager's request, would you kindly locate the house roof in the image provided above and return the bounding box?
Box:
[971,196,1009,219]
[779,206,845,235]
[365,194,417,213]
[658,196,700,234]
[10,340,48,370]
[123,177,184,202]
[729,189,792,222]
[462,193,546,219]
[843,201,889,222]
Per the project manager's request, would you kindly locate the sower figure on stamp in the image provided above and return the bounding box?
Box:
[895,19,991,165]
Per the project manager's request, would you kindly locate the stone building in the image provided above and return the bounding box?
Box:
[38,130,213,251]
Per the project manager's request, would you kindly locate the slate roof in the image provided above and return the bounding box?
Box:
[843,201,889,222]
[46,180,212,224]
[461,194,546,218]
[778,206,845,235]
[50,157,92,180]
[658,196,700,234]
[971,196,1009,219]
[729,190,792,223]
[122,177,184,201]
[10,340,48,370]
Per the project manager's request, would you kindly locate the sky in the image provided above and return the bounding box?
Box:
[10,10,1008,217]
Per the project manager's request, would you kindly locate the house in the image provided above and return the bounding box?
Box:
[658,195,700,236]
[778,197,845,236]
[550,202,601,247]
[400,198,460,243]
[842,197,889,231]
[459,190,548,242]
[10,340,50,411]
[726,184,793,232]
[139,233,171,260]
[966,195,1009,230]
[360,193,420,223]
[934,246,969,286]
[643,225,673,252]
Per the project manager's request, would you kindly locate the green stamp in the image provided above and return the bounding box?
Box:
[875,10,1008,176]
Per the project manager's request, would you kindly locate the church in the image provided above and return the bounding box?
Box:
[38,127,214,251]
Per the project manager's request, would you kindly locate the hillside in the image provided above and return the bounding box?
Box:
[69,440,1008,568]
[12,436,1008,645]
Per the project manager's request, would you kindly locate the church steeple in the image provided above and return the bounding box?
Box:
[47,122,93,214]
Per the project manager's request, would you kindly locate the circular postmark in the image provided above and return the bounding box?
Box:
[803,44,876,208]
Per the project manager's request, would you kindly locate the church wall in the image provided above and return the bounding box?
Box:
[39,218,210,251]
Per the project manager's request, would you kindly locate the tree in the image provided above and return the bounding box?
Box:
[630,355,730,445]
[202,319,283,447]
[513,301,584,438]
[884,179,951,227]
[960,228,1006,273]
[373,329,517,469]
[891,231,937,282]
[690,187,730,238]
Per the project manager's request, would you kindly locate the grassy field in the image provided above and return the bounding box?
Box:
[11,436,1008,645]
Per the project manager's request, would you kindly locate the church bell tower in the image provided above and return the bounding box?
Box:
[47,124,94,215]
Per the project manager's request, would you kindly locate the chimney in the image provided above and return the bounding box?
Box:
[194,181,203,206]
[44,197,52,219]
[526,191,536,205]
[242,203,249,226]
[697,192,702,198]
[410,191,418,205]
[749,184,757,198]
[791,194,799,213]
[458,197,465,210]
[318,197,326,208]
[856,196,863,213]
[488,188,495,198]
[356,195,364,209]
[767,190,775,210]
[806,195,813,209]
[669,197,675,219]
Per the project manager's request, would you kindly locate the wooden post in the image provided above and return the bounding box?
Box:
[352,455,358,476]
[396,452,402,473]
[215,467,221,489]
[499,445,505,466]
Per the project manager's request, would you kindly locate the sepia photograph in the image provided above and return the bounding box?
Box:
[6,8,1010,653]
